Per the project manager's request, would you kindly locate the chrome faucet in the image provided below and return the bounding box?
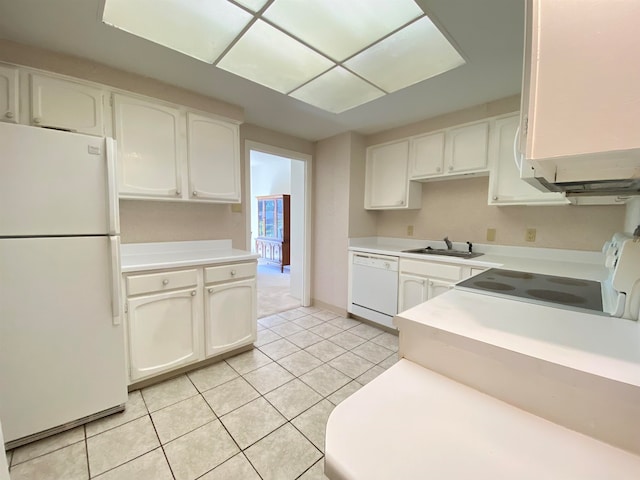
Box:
[443,236,453,250]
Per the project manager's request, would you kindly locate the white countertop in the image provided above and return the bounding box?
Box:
[349,236,607,280]
[396,289,640,388]
[325,359,640,480]
[120,240,259,273]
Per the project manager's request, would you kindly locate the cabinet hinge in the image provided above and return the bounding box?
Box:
[523,116,528,135]
[124,303,128,314]
[109,95,113,107]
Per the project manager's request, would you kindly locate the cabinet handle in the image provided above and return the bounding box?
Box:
[162,279,169,285]
[448,165,453,172]
[176,190,181,195]
[208,287,213,293]
[192,191,198,197]
[436,166,441,172]
[33,117,42,124]
[230,270,236,276]
[191,290,196,296]
[493,196,498,201]
[429,281,434,286]
[5,111,14,119]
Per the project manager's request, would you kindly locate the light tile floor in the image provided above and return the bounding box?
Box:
[6,307,398,480]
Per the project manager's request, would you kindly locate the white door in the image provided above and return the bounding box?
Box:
[0,123,111,236]
[445,121,489,174]
[0,64,19,124]
[127,288,202,381]
[398,273,428,312]
[365,140,410,208]
[0,236,126,443]
[205,279,256,357]
[187,113,240,202]
[113,94,182,199]
[427,279,454,300]
[410,131,445,178]
[30,74,105,136]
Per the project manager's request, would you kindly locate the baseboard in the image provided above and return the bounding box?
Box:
[311,298,348,317]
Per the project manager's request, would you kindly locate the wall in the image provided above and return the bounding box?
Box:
[313,132,352,312]
[365,95,625,251]
[376,177,625,251]
[348,132,378,237]
[290,160,306,300]
[625,198,640,235]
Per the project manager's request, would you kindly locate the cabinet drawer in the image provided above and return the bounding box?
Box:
[399,259,462,281]
[205,262,256,284]
[126,269,198,296]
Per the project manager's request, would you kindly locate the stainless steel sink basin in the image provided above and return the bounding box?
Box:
[402,248,484,259]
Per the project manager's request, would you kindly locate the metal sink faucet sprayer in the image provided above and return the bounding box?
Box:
[444,236,453,250]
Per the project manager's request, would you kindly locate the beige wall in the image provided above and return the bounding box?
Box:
[376,176,625,251]
[348,132,378,238]
[313,133,352,310]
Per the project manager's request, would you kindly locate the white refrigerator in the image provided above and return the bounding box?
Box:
[0,123,127,448]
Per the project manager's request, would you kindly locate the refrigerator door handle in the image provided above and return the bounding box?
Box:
[110,236,122,326]
[106,138,120,235]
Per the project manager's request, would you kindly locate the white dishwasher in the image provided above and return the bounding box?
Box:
[349,252,399,329]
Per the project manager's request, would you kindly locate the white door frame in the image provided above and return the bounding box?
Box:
[244,140,312,306]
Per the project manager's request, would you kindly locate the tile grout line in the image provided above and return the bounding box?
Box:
[140,387,177,480]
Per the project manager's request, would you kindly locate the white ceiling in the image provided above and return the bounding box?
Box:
[0,0,524,141]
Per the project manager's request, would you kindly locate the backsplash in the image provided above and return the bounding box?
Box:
[375,177,625,251]
[119,200,245,247]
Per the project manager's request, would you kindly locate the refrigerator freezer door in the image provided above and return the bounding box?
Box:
[0,236,127,443]
[0,123,112,237]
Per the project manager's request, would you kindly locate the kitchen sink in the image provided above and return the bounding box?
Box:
[402,247,484,259]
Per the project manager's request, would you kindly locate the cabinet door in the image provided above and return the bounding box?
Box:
[409,131,445,178]
[398,274,428,312]
[488,115,568,205]
[127,288,202,381]
[114,94,182,199]
[445,121,489,174]
[0,65,19,124]
[187,113,240,202]
[30,74,104,136]
[427,279,454,300]
[204,278,256,357]
[365,140,412,209]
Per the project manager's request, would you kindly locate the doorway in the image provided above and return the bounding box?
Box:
[245,141,312,317]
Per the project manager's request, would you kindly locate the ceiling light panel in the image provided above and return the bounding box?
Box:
[263,0,423,61]
[233,0,270,13]
[345,16,466,93]
[217,20,334,94]
[102,0,252,63]
[290,67,385,114]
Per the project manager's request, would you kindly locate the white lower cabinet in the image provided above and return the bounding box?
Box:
[127,287,202,382]
[398,258,470,312]
[124,261,257,384]
[205,278,256,357]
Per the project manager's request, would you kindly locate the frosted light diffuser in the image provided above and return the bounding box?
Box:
[102,0,252,63]
[217,20,333,94]
[290,67,385,113]
[234,0,270,12]
[263,0,423,61]
[345,16,466,93]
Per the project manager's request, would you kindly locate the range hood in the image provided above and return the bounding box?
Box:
[521,149,640,199]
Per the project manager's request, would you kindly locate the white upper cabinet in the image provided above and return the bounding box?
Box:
[520,0,640,179]
[30,74,105,136]
[488,114,569,205]
[0,65,19,124]
[409,131,445,178]
[408,120,489,181]
[365,139,421,210]
[187,113,240,202]
[445,121,489,174]
[114,94,182,199]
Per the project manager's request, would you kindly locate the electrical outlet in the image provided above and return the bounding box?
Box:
[486,228,496,242]
[407,225,414,236]
[525,228,536,242]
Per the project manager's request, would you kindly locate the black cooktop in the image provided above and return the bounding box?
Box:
[456,268,604,313]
